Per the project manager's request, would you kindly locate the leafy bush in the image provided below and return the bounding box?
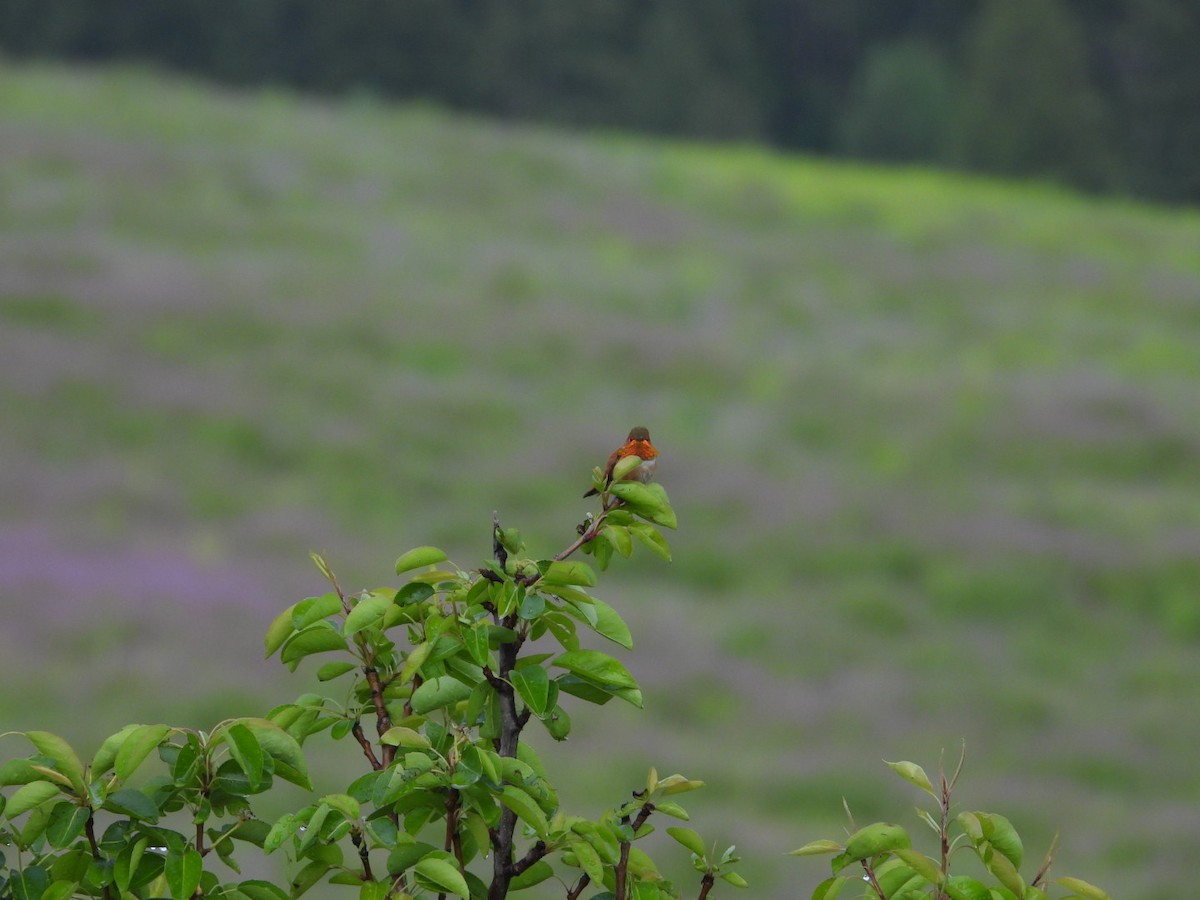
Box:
[0,459,1109,899]
[0,475,749,899]
[791,750,1111,900]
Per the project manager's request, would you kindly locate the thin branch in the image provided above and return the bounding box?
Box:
[615,802,656,900]
[492,511,508,572]
[697,872,716,900]
[511,841,548,876]
[85,814,115,900]
[351,721,382,770]
[615,842,631,900]
[482,505,610,900]
[363,667,392,735]
[566,874,590,900]
[860,859,887,900]
[352,829,375,882]
[552,513,606,562]
[444,788,466,871]
[937,769,951,900]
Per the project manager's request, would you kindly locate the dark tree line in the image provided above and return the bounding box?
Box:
[2,0,1197,204]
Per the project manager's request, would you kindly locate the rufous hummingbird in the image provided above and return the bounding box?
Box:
[584,426,658,497]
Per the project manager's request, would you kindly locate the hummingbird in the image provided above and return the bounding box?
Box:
[584,426,658,497]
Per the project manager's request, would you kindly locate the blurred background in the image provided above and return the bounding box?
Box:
[1,2,1199,898]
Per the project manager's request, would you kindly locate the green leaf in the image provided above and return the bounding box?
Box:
[292,593,344,630]
[496,785,550,839]
[6,780,61,818]
[1053,877,1111,900]
[601,524,634,558]
[237,880,289,900]
[263,813,305,854]
[894,847,942,884]
[884,760,936,798]
[552,649,638,691]
[413,857,469,898]
[810,876,848,900]
[666,826,706,858]
[379,727,431,749]
[463,624,490,667]
[9,867,51,900]
[538,560,597,587]
[977,812,1023,869]
[789,840,843,857]
[569,837,606,884]
[625,845,660,880]
[654,800,689,819]
[396,582,435,606]
[224,723,266,790]
[104,788,159,821]
[511,665,552,718]
[386,841,439,876]
[590,535,613,570]
[44,802,89,848]
[165,847,203,900]
[609,482,677,528]
[542,612,579,652]
[547,584,596,609]
[983,846,1024,897]
[518,591,546,619]
[510,858,554,891]
[359,881,391,900]
[395,546,449,574]
[41,881,77,900]
[410,675,473,714]
[90,724,142,777]
[279,623,348,668]
[365,815,399,847]
[316,661,358,681]
[320,793,361,821]
[344,590,395,637]
[944,876,993,900]
[290,859,331,896]
[556,675,615,705]
[234,719,311,790]
[115,835,150,892]
[24,732,84,794]
[400,641,432,684]
[589,596,633,649]
[115,724,172,783]
[721,871,749,888]
[833,823,910,870]
[611,685,644,707]
[264,603,298,657]
[628,522,672,561]
[0,758,46,787]
[655,773,704,795]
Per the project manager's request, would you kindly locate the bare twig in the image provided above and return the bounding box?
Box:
[1031,833,1059,888]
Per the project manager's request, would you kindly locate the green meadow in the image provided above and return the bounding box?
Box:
[2,62,1199,898]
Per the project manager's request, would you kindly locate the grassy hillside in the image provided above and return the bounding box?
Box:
[2,62,1199,898]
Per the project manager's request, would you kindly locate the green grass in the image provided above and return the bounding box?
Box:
[2,60,1199,898]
